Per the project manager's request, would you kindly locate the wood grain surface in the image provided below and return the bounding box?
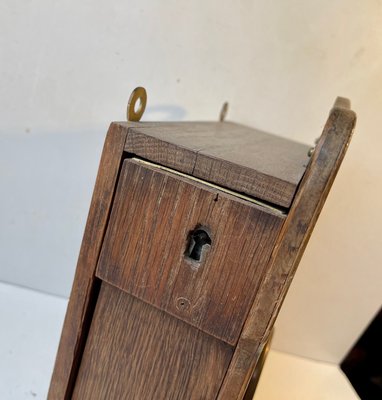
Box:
[96,158,285,345]
[217,98,357,399]
[48,124,129,399]
[72,282,234,400]
[122,121,310,208]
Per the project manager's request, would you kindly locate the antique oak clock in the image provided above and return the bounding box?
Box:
[49,91,356,399]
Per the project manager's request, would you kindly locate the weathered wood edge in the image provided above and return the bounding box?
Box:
[48,123,129,399]
[217,98,357,399]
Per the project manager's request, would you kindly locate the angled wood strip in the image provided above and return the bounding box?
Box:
[218,99,357,399]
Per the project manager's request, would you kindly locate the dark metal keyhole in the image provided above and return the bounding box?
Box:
[187,229,211,262]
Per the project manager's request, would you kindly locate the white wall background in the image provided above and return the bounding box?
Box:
[1,0,381,364]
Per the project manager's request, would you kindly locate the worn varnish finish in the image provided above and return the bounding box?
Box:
[49,98,356,400]
[123,121,310,208]
[96,159,284,345]
[217,99,357,399]
[72,282,233,399]
[48,124,129,399]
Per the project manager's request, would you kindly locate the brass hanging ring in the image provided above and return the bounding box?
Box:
[127,87,147,122]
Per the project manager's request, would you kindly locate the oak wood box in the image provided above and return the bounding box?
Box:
[49,98,356,399]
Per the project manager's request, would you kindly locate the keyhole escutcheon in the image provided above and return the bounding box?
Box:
[186,228,212,263]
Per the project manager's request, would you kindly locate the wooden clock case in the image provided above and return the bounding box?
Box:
[49,98,356,399]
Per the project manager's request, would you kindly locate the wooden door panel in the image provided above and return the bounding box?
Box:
[72,282,233,400]
[96,159,285,345]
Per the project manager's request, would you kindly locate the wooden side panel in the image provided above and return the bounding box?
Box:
[72,282,233,400]
[48,124,129,399]
[218,99,357,399]
[96,159,285,345]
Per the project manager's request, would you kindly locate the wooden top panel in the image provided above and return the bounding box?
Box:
[96,159,284,345]
[119,121,311,208]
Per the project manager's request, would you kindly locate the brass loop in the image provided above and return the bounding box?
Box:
[219,102,229,122]
[127,87,147,122]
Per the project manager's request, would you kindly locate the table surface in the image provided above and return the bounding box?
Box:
[0,281,358,399]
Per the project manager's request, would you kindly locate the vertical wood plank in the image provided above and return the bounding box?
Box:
[48,123,128,399]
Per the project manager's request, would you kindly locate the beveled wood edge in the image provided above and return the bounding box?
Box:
[121,123,302,209]
[217,98,357,399]
[48,123,129,399]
